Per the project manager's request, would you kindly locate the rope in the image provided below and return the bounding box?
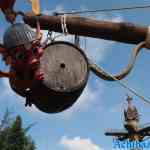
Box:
[90,42,145,81]
[90,61,150,105]
[55,4,150,15]
[74,35,80,47]
[61,15,68,35]
[89,42,150,106]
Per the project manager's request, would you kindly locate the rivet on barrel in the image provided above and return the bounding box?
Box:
[60,63,66,69]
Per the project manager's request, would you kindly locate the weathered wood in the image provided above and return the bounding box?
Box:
[23,13,148,45]
[31,41,89,113]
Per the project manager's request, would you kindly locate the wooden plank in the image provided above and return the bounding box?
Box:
[23,13,148,45]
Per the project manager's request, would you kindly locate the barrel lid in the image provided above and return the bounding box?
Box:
[40,41,89,93]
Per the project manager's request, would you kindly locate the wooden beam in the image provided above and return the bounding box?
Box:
[23,13,148,45]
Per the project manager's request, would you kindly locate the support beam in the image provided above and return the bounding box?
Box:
[23,13,148,45]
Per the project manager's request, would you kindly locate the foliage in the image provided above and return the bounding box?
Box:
[0,110,36,150]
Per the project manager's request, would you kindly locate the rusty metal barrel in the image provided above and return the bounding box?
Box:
[30,41,89,113]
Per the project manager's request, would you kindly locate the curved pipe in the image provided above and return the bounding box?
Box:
[89,41,146,81]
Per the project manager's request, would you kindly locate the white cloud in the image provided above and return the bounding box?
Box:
[60,136,104,150]
[42,5,124,63]
[0,78,27,116]
[25,104,40,113]
[109,102,125,113]
[83,13,124,63]
[1,78,18,99]
[22,77,104,119]
[58,77,104,119]
[42,4,64,15]
[1,78,23,101]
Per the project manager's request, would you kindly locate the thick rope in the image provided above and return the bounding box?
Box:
[90,42,145,81]
[61,15,68,35]
[89,42,150,105]
[90,61,150,105]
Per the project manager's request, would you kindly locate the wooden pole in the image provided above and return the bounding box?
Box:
[23,13,148,45]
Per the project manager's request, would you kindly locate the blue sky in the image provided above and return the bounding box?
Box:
[1,0,150,150]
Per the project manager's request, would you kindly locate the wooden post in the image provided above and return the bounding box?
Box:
[23,13,148,45]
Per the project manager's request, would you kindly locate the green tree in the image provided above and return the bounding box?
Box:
[0,110,36,150]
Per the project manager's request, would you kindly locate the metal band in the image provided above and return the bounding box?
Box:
[145,26,150,49]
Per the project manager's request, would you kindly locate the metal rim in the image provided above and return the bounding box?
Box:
[41,41,90,93]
